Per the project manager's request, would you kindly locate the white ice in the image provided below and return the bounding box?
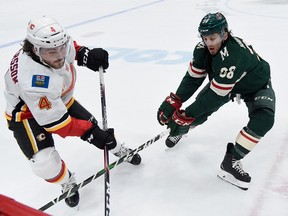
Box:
[1,0,288,215]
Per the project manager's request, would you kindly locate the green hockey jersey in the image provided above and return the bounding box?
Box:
[176,35,271,118]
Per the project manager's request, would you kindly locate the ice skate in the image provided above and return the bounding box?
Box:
[165,134,183,148]
[114,144,142,165]
[217,143,251,190]
[61,172,80,207]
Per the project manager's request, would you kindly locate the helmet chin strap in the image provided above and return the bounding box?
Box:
[33,46,47,65]
[220,30,226,40]
[33,46,40,57]
[220,31,229,46]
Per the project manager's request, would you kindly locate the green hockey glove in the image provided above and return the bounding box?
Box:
[168,110,195,136]
[157,92,182,125]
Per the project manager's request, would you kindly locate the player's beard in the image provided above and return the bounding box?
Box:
[49,58,65,69]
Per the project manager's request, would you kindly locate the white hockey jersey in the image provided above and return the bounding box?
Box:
[4,38,77,128]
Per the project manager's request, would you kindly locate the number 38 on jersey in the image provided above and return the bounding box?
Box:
[220,66,236,79]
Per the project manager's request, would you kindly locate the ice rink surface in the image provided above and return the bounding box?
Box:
[1,0,288,215]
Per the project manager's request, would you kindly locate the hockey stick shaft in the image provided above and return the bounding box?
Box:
[38,128,169,212]
[99,67,108,131]
[98,66,111,216]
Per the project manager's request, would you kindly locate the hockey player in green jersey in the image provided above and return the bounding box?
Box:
[157,12,275,190]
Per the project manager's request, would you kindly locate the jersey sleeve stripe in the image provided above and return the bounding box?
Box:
[210,79,234,96]
[44,113,71,132]
[188,62,207,78]
[43,113,93,138]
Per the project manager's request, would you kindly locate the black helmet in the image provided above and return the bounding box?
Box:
[198,12,228,36]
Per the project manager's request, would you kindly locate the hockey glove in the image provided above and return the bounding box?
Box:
[157,92,182,125]
[77,46,109,71]
[81,125,116,150]
[168,110,195,136]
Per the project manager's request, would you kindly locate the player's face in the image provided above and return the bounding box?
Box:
[39,43,67,69]
[202,33,224,55]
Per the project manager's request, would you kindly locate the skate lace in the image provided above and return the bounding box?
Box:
[61,172,76,193]
[168,135,182,143]
[232,159,247,176]
[114,144,129,157]
[114,144,133,162]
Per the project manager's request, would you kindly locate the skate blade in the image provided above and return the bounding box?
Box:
[217,169,250,191]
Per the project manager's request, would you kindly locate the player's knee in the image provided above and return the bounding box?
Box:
[29,147,68,183]
[249,108,275,137]
[260,108,275,135]
[266,108,274,127]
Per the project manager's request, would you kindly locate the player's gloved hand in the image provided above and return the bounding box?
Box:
[81,125,116,150]
[157,92,182,125]
[77,46,109,71]
[168,110,195,136]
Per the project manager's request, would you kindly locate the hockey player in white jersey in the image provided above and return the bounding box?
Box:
[4,16,141,208]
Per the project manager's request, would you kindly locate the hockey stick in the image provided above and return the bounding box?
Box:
[38,128,169,212]
[98,66,111,216]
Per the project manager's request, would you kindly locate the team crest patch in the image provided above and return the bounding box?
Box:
[32,75,50,88]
